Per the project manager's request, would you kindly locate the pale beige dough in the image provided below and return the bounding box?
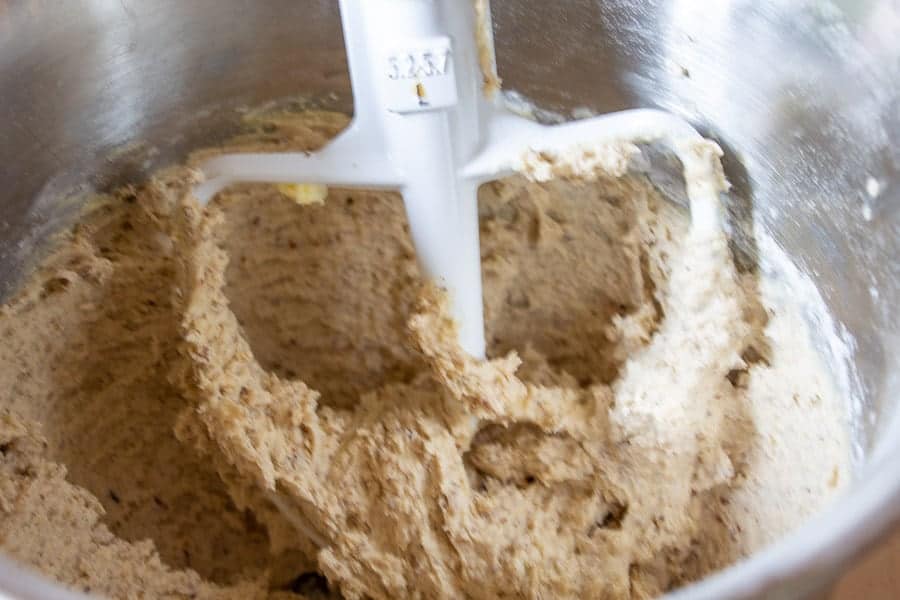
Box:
[0,110,850,599]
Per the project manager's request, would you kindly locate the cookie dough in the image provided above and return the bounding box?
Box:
[0,110,850,599]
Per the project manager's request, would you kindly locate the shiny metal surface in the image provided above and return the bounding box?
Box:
[0,0,898,598]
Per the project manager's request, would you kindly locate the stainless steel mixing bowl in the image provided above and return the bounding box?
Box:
[0,1,897,598]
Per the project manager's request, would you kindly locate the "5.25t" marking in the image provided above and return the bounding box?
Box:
[386,48,452,80]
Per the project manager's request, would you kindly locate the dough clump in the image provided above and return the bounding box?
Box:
[0,111,849,599]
